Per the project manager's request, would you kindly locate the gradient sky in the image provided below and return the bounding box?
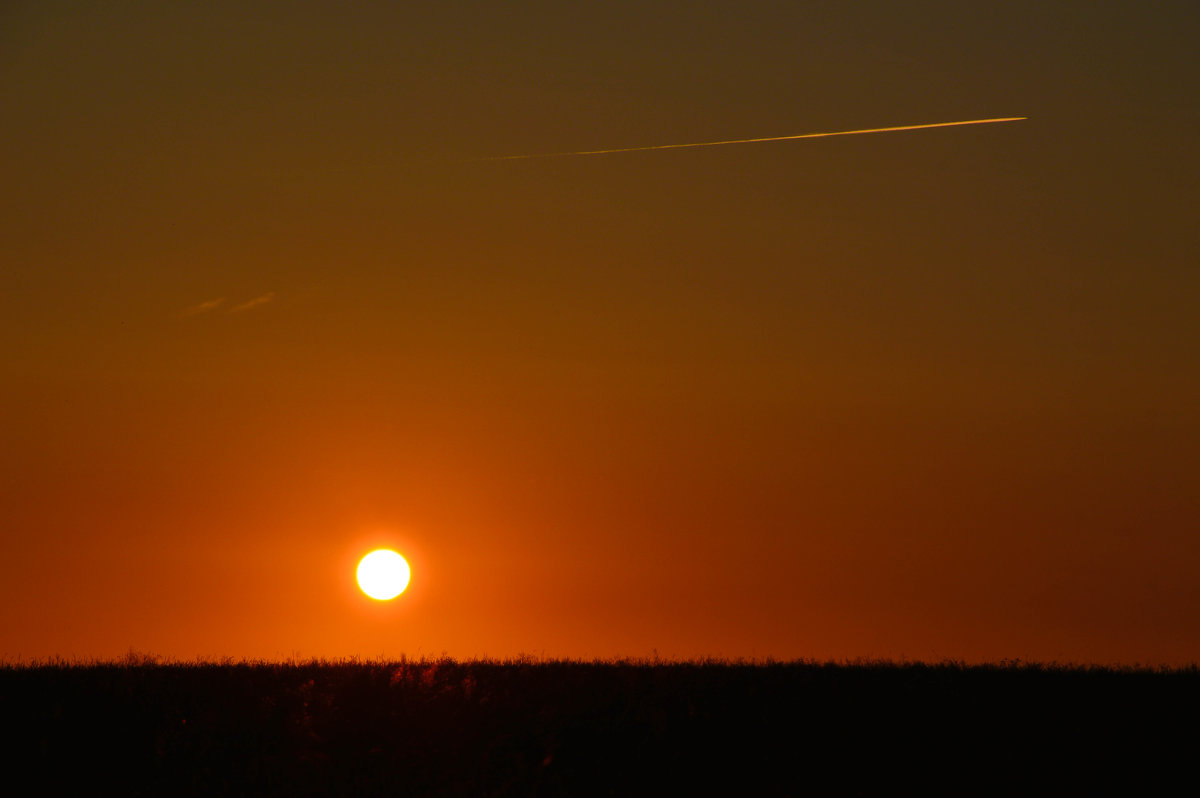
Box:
[3,1,1198,664]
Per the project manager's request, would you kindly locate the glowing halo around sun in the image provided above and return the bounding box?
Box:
[356,549,411,600]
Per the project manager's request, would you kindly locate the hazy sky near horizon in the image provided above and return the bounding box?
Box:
[3,1,1198,663]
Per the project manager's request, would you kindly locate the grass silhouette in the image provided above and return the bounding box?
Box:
[3,656,1196,795]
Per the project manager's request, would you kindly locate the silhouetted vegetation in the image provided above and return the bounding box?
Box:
[2,656,1196,795]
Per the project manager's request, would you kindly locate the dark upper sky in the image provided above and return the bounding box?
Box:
[2,1,1198,663]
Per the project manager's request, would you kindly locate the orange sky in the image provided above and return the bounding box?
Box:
[2,1,1198,664]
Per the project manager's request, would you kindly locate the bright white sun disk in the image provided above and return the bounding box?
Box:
[357,549,411,600]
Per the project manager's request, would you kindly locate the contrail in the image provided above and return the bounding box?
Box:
[490,117,1026,160]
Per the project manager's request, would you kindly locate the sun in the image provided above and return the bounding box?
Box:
[356,549,411,600]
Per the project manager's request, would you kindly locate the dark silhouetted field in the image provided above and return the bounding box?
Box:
[2,657,1196,795]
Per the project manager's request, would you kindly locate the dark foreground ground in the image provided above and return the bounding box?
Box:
[2,658,1197,795]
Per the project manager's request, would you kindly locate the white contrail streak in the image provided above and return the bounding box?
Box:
[490,117,1027,160]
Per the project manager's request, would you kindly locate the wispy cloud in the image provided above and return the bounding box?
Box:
[490,117,1027,160]
[228,292,275,313]
[180,297,226,317]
